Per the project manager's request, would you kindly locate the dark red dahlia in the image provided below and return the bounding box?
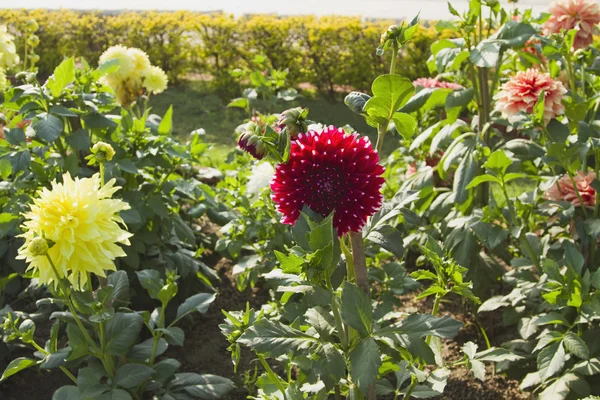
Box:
[270,126,385,236]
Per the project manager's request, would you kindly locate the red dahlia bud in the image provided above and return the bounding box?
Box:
[237,131,267,160]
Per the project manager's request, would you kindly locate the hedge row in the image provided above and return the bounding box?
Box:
[0,10,443,97]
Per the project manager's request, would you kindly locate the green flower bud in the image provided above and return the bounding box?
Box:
[91,141,116,162]
[276,107,308,138]
[26,19,39,32]
[29,237,49,256]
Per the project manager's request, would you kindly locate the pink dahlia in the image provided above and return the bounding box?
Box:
[270,126,385,236]
[494,69,567,124]
[413,77,464,90]
[543,0,600,50]
[544,171,596,208]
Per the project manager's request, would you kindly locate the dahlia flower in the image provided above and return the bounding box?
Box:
[246,162,275,196]
[99,45,134,81]
[544,171,596,208]
[276,107,308,138]
[270,126,385,236]
[0,25,19,69]
[142,66,169,94]
[17,173,132,290]
[413,77,464,90]
[495,69,567,124]
[128,47,151,77]
[543,0,600,50]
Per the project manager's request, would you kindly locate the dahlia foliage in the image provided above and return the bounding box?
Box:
[270,126,385,236]
[98,45,168,106]
[543,0,600,49]
[494,68,567,124]
[17,173,132,290]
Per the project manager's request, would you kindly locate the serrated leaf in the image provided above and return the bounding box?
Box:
[564,333,589,360]
[174,293,216,324]
[114,364,155,389]
[341,282,373,337]
[349,337,381,395]
[237,319,318,357]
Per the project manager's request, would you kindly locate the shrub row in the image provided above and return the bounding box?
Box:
[0,10,442,96]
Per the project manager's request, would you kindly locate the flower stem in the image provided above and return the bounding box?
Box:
[402,376,418,400]
[566,172,589,218]
[349,231,369,295]
[258,354,287,399]
[340,236,356,283]
[327,276,348,351]
[149,306,166,365]
[390,41,398,74]
[376,124,387,155]
[46,255,97,352]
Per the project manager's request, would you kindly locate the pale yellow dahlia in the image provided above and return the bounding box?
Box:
[99,45,134,81]
[142,66,168,94]
[128,48,151,81]
[0,68,8,92]
[0,25,20,69]
[17,173,132,290]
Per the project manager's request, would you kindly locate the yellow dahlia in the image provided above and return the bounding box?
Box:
[17,173,132,290]
[0,25,20,69]
[99,45,134,81]
[142,66,168,94]
[128,48,151,80]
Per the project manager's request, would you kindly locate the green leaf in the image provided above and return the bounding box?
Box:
[0,357,38,381]
[305,307,335,341]
[98,389,133,400]
[493,21,536,48]
[484,150,512,175]
[453,151,478,205]
[157,327,185,346]
[227,97,249,109]
[33,114,64,143]
[341,282,373,337]
[170,373,235,399]
[446,87,474,109]
[375,314,462,339]
[465,174,502,189]
[136,270,163,299]
[129,338,167,362]
[5,128,26,145]
[274,251,305,274]
[345,91,371,114]
[104,313,144,356]
[114,364,155,389]
[107,270,130,305]
[65,129,91,151]
[504,139,546,160]
[174,293,216,323]
[364,74,414,126]
[52,386,80,400]
[238,319,317,357]
[366,224,404,258]
[46,57,76,97]
[564,333,589,360]
[158,106,173,135]
[391,112,416,139]
[470,40,501,68]
[538,341,566,380]
[0,213,19,238]
[585,218,600,239]
[49,105,78,117]
[349,337,381,396]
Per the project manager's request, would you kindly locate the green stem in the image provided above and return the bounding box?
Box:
[564,51,578,98]
[328,278,348,351]
[566,172,589,218]
[340,236,356,284]
[46,255,97,352]
[258,354,287,399]
[335,385,342,400]
[402,377,418,400]
[149,306,166,365]
[349,231,370,295]
[390,41,398,74]
[376,124,387,155]
[99,163,105,187]
[500,181,517,225]
[425,294,442,346]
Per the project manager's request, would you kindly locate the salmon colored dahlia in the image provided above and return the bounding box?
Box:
[544,171,596,208]
[413,78,464,90]
[543,0,600,50]
[270,126,385,236]
[495,69,567,124]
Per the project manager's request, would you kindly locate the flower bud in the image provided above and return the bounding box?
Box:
[380,25,400,45]
[28,35,40,47]
[276,107,308,139]
[26,19,39,32]
[29,237,49,256]
[29,54,40,64]
[91,141,116,162]
[237,131,267,160]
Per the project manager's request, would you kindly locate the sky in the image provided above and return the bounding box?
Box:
[3,0,553,20]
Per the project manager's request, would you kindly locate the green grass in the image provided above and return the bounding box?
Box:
[149,81,377,150]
